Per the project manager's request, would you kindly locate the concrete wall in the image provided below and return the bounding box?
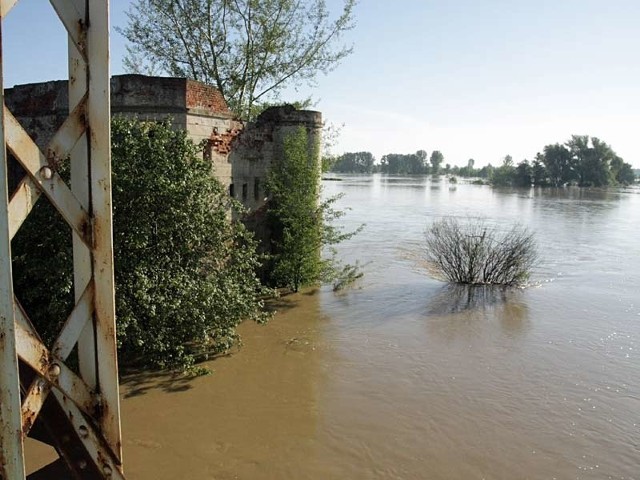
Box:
[229,105,322,247]
[229,106,322,210]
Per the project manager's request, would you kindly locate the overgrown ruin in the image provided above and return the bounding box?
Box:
[4,74,323,241]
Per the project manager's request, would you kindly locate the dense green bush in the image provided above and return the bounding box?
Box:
[12,118,270,369]
[266,126,362,292]
[424,217,537,286]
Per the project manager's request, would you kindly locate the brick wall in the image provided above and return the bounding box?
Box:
[186,80,231,116]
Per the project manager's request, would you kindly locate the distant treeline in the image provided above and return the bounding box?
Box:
[326,150,447,175]
[326,135,637,187]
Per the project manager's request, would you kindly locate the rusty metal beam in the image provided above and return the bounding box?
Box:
[52,389,125,480]
[50,0,87,62]
[8,175,40,239]
[69,4,97,408]
[14,300,96,425]
[0,14,27,480]
[20,363,106,480]
[52,280,95,360]
[4,107,92,248]
[86,0,123,463]
[0,0,18,17]
[47,94,88,164]
[1,2,124,477]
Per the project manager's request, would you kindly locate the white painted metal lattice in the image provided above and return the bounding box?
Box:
[0,1,125,478]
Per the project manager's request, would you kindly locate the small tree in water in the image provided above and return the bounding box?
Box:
[424,217,537,286]
[267,126,362,292]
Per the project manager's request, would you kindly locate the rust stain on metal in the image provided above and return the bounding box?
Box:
[22,409,37,434]
[77,19,87,55]
[97,450,114,478]
[94,394,105,420]
[39,350,50,373]
[81,217,93,248]
[45,148,63,172]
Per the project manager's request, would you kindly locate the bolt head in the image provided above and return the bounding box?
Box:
[40,166,53,179]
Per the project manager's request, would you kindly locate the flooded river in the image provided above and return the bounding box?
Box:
[29,175,640,479]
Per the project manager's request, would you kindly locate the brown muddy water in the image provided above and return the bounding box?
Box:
[28,175,640,479]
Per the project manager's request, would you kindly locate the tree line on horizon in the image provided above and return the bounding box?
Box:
[326,150,447,175]
[326,135,637,187]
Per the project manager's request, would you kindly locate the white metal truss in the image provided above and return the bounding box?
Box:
[0,1,125,478]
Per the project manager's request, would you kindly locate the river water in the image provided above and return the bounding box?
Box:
[28,175,640,479]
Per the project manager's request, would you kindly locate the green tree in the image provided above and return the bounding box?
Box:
[267,127,361,291]
[566,135,613,187]
[119,0,356,119]
[331,151,375,173]
[12,118,270,369]
[513,160,533,187]
[379,152,428,175]
[430,150,444,174]
[542,143,574,186]
[417,149,428,172]
[610,155,636,185]
[490,155,515,187]
[531,155,548,186]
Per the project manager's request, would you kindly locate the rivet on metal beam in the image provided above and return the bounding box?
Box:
[48,363,61,377]
[40,166,54,180]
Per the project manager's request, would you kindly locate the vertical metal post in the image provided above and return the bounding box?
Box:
[0,12,27,480]
[86,0,123,461]
[70,0,96,397]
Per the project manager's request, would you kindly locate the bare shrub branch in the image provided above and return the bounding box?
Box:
[424,217,537,286]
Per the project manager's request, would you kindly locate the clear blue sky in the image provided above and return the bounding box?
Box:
[3,0,640,167]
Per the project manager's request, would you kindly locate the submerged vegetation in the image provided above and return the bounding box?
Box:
[267,127,363,292]
[424,218,538,286]
[13,118,272,370]
[12,121,361,370]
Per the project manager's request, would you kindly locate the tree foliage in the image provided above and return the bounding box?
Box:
[424,217,538,286]
[484,136,636,188]
[329,151,375,173]
[542,143,574,186]
[379,151,430,174]
[438,135,636,187]
[267,126,361,291]
[119,0,356,119]
[489,155,516,187]
[430,150,444,174]
[12,118,271,369]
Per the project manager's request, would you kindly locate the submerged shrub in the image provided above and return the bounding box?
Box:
[424,217,537,286]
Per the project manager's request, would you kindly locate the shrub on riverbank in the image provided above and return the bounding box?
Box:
[12,118,271,370]
[424,217,537,286]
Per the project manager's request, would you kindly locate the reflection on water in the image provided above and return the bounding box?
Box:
[424,284,531,345]
[427,284,518,315]
[48,175,639,480]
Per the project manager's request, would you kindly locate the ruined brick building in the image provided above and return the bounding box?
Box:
[4,74,322,239]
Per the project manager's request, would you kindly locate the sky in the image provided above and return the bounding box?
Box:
[2,0,640,168]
